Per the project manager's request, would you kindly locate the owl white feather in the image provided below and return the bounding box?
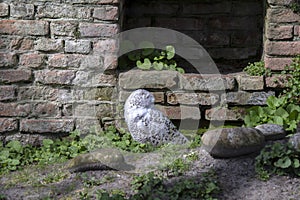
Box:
[124,89,188,146]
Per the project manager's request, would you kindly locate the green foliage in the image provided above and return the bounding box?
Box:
[243,61,271,76]
[255,142,300,180]
[244,96,300,133]
[281,55,300,103]
[119,41,185,73]
[130,170,220,200]
[289,2,300,13]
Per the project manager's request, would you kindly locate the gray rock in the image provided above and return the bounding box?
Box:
[255,124,286,140]
[289,133,300,151]
[201,128,265,158]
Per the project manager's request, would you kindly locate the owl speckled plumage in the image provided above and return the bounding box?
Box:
[124,89,188,146]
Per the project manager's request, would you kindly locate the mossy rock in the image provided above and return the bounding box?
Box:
[67,148,135,173]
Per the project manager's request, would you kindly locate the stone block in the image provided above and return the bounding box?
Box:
[208,47,258,60]
[231,31,262,47]
[0,86,16,101]
[156,105,201,120]
[93,6,119,21]
[10,3,34,19]
[295,25,300,36]
[237,74,264,91]
[74,87,114,101]
[93,39,118,54]
[74,103,113,119]
[0,53,17,67]
[267,8,300,23]
[35,70,75,85]
[119,90,164,104]
[154,18,205,31]
[221,91,275,106]
[265,57,293,71]
[265,41,300,56]
[205,107,246,121]
[0,70,32,83]
[119,70,178,90]
[182,1,231,14]
[265,75,288,88]
[0,118,18,133]
[267,0,294,5]
[126,2,179,17]
[37,5,90,19]
[180,74,236,91]
[0,3,9,17]
[232,1,262,15]
[20,119,74,134]
[80,55,103,70]
[65,0,119,3]
[0,20,49,36]
[48,54,83,69]
[19,53,45,68]
[35,38,64,52]
[18,86,61,101]
[31,103,60,118]
[79,23,119,37]
[0,103,30,117]
[75,118,102,134]
[167,92,219,105]
[50,21,78,37]
[209,16,258,31]
[10,38,34,50]
[266,24,293,40]
[65,40,91,54]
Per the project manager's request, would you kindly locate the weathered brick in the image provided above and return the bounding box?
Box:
[73,72,116,87]
[37,5,90,19]
[48,54,83,68]
[0,70,32,83]
[205,107,246,121]
[65,0,119,3]
[155,18,205,31]
[20,119,74,134]
[266,75,288,88]
[119,90,164,103]
[182,1,231,14]
[265,41,300,56]
[267,0,294,5]
[123,18,151,30]
[0,118,18,133]
[231,31,262,47]
[50,21,78,37]
[74,103,113,118]
[93,6,119,21]
[74,87,114,101]
[10,37,34,50]
[265,57,293,71]
[266,24,293,40]
[221,91,275,106]
[10,3,34,19]
[103,55,118,70]
[180,74,236,91]
[35,38,64,52]
[93,39,118,54]
[75,118,102,134]
[119,70,178,90]
[236,74,264,91]
[0,86,16,101]
[295,25,300,36]
[0,20,49,36]
[209,16,259,30]
[18,86,61,101]
[0,53,17,67]
[156,105,201,120]
[80,55,103,70]
[19,53,45,68]
[0,103,30,117]
[0,3,9,17]
[267,8,300,23]
[232,1,262,15]
[35,70,75,85]
[79,23,119,37]
[65,40,91,54]
[31,103,60,118]
[126,2,179,17]
[167,92,219,105]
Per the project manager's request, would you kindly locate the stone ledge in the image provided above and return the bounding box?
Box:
[20,119,74,134]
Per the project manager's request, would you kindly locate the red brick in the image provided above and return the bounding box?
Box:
[0,86,16,101]
[0,20,49,36]
[265,41,300,56]
[0,53,17,67]
[79,23,119,37]
[266,24,293,40]
[48,54,83,68]
[0,118,18,133]
[20,53,45,68]
[267,8,300,23]
[0,3,9,17]
[265,57,293,71]
[20,119,74,134]
[10,38,34,50]
[34,38,63,52]
[0,70,32,83]
[93,39,118,54]
[50,21,78,37]
[35,70,75,85]
[93,6,119,21]
[0,103,30,117]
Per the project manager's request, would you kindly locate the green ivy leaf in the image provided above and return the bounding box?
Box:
[166,45,175,60]
[294,158,300,168]
[274,157,292,168]
[153,61,164,71]
[6,141,22,153]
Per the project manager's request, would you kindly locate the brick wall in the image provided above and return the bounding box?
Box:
[123,0,264,74]
[0,0,120,144]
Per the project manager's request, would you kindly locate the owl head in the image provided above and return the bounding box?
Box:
[125,89,155,110]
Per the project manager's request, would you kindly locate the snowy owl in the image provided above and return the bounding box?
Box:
[124,89,189,146]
